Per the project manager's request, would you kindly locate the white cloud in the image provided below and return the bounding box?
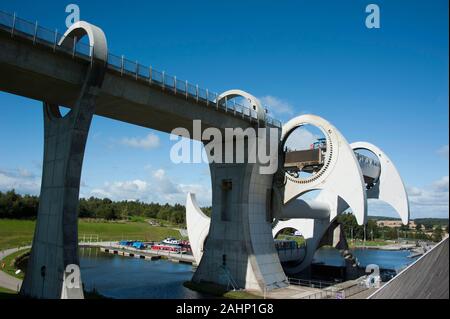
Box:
[259,95,294,116]
[0,164,212,207]
[89,168,212,206]
[406,186,422,197]
[366,176,449,219]
[284,127,320,151]
[89,188,112,199]
[1,166,90,198]
[18,168,34,178]
[153,169,166,180]
[178,183,212,206]
[437,145,449,159]
[432,176,449,192]
[120,133,160,150]
[406,176,449,218]
[91,179,149,202]
[0,168,41,195]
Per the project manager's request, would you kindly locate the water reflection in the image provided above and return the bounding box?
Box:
[79,248,206,299]
[313,247,417,271]
[79,247,417,299]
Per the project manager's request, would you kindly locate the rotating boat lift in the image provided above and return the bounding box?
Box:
[187,111,410,281]
[3,13,411,298]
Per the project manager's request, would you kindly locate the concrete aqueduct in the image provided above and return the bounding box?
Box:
[0,12,409,298]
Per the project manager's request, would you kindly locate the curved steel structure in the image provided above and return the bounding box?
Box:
[186,193,210,264]
[216,89,266,126]
[59,21,108,64]
[277,114,367,225]
[272,141,410,274]
[187,114,410,278]
[351,141,410,225]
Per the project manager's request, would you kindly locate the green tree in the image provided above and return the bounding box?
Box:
[202,207,212,217]
[0,189,190,226]
[432,226,443,242]
[385,227,398,240]
[367,220,380,240]
[157,205,172,221]
[96,204,118,220]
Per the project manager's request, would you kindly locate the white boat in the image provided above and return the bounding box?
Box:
[162,237,180,245]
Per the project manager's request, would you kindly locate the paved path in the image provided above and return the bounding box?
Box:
[175,228,188,237]
[0,247,30,292]
[251,285,326,299]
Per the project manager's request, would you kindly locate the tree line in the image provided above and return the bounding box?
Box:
[337,213,447,243]
[0,190,447,241]
[0,190,212,226]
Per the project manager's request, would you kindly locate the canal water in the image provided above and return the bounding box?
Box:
[313,247,417,272]
[79,247,417,298]
[79,248,205,299]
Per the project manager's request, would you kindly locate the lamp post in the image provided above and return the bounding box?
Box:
[363,225,366,247]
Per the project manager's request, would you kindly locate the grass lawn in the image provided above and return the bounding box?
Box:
[0,286,16,294]
[0,219,182,251]
[78,220,181,242]
[0,219,36,251]
[349,239,391,247]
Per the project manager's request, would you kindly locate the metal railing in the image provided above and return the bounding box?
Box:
[295,279,368,299]
[0,10,282,128]
[301,290,337,299]
[288,277,339,289]
[334,282,368,298]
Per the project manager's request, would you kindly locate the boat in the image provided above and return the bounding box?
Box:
[151,243,184,252]
[162,237,180,245]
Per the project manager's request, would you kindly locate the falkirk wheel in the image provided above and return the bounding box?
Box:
[187,112,409,284]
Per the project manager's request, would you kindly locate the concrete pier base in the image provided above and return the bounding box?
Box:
[192,131,288,292]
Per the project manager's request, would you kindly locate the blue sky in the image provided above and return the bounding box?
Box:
[0,0,448,218]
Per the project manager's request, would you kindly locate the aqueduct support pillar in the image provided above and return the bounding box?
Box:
[192,125,288,292]
[20,22,107,299]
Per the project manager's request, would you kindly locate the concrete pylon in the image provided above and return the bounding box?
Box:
[20,21,107,299]
[192,111,288,292]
